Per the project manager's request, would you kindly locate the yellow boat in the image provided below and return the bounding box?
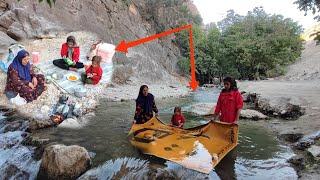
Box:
[128,117,238,174]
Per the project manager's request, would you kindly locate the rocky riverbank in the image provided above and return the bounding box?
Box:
[239,80,320,179]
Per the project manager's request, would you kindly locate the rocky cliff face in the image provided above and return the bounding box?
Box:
[0,0,200,84]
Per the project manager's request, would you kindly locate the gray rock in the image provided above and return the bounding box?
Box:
[294,131,320,150]
[278,132,303,143]
[38,144,91,180]
[27,119,55,132]
[256,96,305,119]
[307,145,320,158]
[240,109,268,120]
[185,103,215,116]
[0,31,16,58]
[0,164,30,180]
[2,120,28,133]
[288,154,305,170]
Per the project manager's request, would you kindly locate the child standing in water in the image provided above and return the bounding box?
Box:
[171,107,185,128]
[213,77,243,123]
[81,55,103,85]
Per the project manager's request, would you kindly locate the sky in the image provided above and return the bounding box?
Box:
[192,0,318,30]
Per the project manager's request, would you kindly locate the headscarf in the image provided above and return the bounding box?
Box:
[10,50,31,82]
[136,85,154,113]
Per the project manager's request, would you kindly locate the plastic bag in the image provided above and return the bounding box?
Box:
[0,44,24,73]
[63,58,75,66]
[96,43,115,64]
[87,42,115,64]
[0,60,8,73]
[10,94,27,106]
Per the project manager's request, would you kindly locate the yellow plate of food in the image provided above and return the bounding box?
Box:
[66,74,79,81]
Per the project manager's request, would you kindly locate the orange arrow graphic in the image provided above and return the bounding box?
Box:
[115,24,198,90]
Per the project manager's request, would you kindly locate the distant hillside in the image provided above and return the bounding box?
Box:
[301,23,320,41]
[285,40,320,80]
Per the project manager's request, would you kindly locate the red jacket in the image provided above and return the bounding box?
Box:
[60,43,80,62]
[171,114,185,127]
[86,65,103,85]
[214,90,243,123]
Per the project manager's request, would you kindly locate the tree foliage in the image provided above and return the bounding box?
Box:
[176,7,303,84]
[294,0,320,20]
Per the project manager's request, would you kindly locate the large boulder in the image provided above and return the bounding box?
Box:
[256,96,305,119]
[38,144,91,180]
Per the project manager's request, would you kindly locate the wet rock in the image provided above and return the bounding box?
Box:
[185,103,215,116]
[307,145,320,159]
[278,132,303,143]
[27,118,55,131]
[21,135,49,147]
[0,131,24,149]
[242,92,258,104]
[59,118,81,129]
[0,164,30,180]
[240,109,268,120]
[288,154,305,170]
[294,131,320,150]
[2,120,28,133]
[78,157,149,180]
[38,144,91,180]
[256,96,305,119]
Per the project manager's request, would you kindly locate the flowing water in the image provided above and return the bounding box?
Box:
[31,88,297,179]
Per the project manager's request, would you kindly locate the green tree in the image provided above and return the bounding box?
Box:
[294,0,320,20]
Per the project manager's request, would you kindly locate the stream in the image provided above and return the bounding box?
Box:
[32,88,297,179]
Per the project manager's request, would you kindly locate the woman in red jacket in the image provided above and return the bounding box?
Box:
[53,36,84,71]
[213,77,243,124]
[81,56,103,85]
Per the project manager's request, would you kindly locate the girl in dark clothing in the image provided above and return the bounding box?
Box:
[134,85,158,124]
[53,36,84,71]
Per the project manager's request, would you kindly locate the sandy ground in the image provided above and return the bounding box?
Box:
[285,41,320,81]
[0,31,190,120]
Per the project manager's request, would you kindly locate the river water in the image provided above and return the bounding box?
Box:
[31,88,297,179]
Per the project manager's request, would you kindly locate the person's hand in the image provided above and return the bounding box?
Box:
[28,82,35,89]
[87,73,94,78]
[32,77,38,87]
[211,114,219,122]
[133,120,136,124]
